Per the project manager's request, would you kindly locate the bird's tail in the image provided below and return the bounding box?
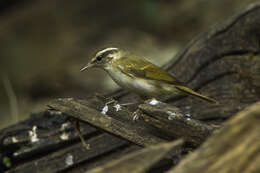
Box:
[176,86,218,104]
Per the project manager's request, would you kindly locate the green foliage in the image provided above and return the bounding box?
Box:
[2,156,11,168]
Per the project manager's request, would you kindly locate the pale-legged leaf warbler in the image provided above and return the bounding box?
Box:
[80,48,218,104]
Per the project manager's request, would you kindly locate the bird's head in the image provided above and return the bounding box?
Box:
[80,47,120,71]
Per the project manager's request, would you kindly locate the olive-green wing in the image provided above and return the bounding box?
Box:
[116,54,218,104]
[116,55,183,85]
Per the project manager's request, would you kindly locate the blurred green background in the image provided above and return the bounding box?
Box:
[0,0,257,129]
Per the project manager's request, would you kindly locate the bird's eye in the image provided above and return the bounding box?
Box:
[97,55,103,61]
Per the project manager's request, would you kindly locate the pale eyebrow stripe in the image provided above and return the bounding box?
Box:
[101,47,118,52]
[98,48,119,57]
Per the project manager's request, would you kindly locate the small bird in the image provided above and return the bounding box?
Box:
[80,48,218,104]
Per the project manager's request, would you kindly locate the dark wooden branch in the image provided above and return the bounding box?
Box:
[139,100,216,146]
[1,114,98,160]
[9,134,129,173]
[48,97,166,147]
[168,102,260,173]
[87,139,183,173]
[48,96,216,147]
[68,145,141,172]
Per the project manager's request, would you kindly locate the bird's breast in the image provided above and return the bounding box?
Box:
[106,67,157,95]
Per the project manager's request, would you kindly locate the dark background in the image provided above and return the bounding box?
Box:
[0,0,257,129]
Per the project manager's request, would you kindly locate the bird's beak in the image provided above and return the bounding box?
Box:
[80,63,94,72]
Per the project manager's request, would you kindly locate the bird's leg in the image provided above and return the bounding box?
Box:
[132,108,143,121]
[131,96,158,121]
[100,99,117,115]
[73,120,90,150]
[105,99,116,105]
[115,101,142,120]
[104,96,144,121]
[131,96,149,121]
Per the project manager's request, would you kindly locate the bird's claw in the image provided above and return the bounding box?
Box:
[132,109,142,121]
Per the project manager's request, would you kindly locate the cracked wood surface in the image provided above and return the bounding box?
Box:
[168,102,260,173]
[139,100,216,146]
[49,97,167,147]
[49,96,214,147]
[87,140,183,173]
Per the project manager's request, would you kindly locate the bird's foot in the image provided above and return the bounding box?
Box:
[73,120,90,150]
[132,109,142,121]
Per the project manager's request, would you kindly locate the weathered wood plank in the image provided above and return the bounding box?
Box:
[168,102,260,173]
[8,134,129,173]
[49,98,166,147]
[1,112,98,162]
[87,139,183,173]
[139,100,216,146]
[68,145,141,173]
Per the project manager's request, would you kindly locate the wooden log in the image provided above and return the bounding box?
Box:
[68,145,140,173]
[168,102,260,173]
[1,111,137,173]
[49,96,216,147]
[48,98,166,147]
[87,139,183,173]
[1,111,97,161]
[9,134,129,173]
[139,99,216,146]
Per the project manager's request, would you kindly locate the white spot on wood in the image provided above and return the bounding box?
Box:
[60,122,70,131]
[60,133,69,140]
[149,99,159,105]
[185,113,191,117]
[49,110,62,115]
[168,116,173,120]
[29,126,39,143]
[113,104,121,111]
[101,105,109,115]
[12,137,18,143]
[65,154,74,166]
[167,111,176,120]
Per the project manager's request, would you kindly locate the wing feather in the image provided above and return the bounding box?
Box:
[113,53,218,104]
[115,55,183,85]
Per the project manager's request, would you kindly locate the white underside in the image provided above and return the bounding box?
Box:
[105,66,178,98]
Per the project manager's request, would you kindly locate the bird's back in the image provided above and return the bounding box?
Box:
[108,50,218,103]
[113,52,183,86]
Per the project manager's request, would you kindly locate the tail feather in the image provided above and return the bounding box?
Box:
[176,86,218,104]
